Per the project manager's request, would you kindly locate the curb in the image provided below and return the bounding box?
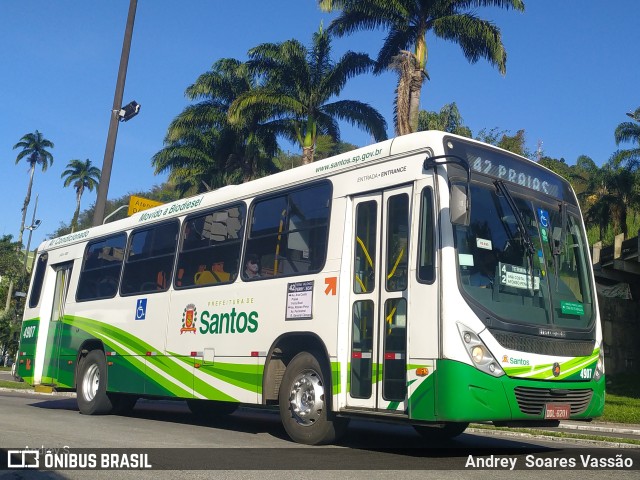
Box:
[0,385,76,397]
[467,427,640,449]
[559,421,640,436]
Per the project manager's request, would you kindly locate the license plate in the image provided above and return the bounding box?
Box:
[544,403,570,420]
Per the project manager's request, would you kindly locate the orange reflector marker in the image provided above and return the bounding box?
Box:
[19,360,24,364]
[107,362,114,366]
[68,361,73,365]
[194,363,201,368]
[416,367,429,377]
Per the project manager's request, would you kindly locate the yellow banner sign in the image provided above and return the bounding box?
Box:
[128,195,163,216]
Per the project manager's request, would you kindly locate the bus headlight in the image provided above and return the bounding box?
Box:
[593,349,605,382]
[457,323,504,378]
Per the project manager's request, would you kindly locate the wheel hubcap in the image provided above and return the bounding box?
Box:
[289,369,324,426]
[82,364,100,402]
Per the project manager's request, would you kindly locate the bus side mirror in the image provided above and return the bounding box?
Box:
[450,184,470,226]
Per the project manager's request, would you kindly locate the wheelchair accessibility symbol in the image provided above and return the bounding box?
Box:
[135,298,147,320]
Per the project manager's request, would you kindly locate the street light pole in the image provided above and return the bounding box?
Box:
[92,0,138,226]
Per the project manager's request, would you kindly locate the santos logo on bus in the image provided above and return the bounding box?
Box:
[180,303,259,335]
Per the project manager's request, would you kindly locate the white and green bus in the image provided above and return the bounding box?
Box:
[16,131,604,445]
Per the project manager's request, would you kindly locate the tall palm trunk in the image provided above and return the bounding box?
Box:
[302,146,315,165]
[18,164,36,247]
[409,34,428,134]
[301,118,317,164]
[394,51,426,135]
[72,188,83,233]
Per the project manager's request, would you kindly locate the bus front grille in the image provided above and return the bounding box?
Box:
[514,386,593,415]
[491,331,595,357]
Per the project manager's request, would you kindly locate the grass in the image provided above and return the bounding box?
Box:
[601,373,640,424]
[0,379,32,390]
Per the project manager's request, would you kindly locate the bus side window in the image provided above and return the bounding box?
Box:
[121,220,179,296]
[417,187,435,283]
[28,252,49,308]
[245,181,331,280]
[77,233,127,302]
[175,204,246,289]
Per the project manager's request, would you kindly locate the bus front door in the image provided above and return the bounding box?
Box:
[347,186,411,413]
[41,262,73,386]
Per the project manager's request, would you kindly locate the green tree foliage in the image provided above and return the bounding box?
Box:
[0,235,26,316]
[615,106,640,167]
[61,159,101,232]
[326,0,524,135]
[13,130,54,247]
[229,26,387,164]
[0,307,20,359]
[153,58,280,194]
[0,236,22,286]
[417,102,472,137]
[476,127,531,157]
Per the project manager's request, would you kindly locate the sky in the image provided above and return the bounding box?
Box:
[1,1,639,250]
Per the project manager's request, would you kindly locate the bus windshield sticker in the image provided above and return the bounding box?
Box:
[499,263,540,290]
[561,301,584,316]
[476,238,492,250]
[286,281,314,320]
[458,254,474,267]
[537,208,550,228]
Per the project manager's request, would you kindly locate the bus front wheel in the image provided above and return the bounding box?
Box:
[77,350,113,415]
[279,351,347,445]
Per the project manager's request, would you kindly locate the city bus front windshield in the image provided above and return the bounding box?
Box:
[454,181,594,333]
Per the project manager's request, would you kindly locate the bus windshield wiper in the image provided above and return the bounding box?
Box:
[552,202,568,290]
[495,181,536,293]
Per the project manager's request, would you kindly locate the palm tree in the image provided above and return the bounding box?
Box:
[13,130,54,246]
[153,58,279,193]
[614,106,640,168]
[61,159,101,232]
[576,154,639,239]
[229,26,387,164]
[325,0,525,135]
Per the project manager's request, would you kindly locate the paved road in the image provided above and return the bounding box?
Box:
[0,390,637,480]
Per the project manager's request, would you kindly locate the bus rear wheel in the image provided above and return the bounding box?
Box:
[413,422,469,441]
[77,350,113,415]
[279,351,347,445]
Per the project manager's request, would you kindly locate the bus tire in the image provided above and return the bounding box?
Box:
[187,399,238,419]
[413,422,469,441]
[279,351,347,445]
[77,350,113,415]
